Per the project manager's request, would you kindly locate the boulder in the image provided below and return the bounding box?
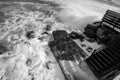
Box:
[52,30,68,41]
[84,24,98,38]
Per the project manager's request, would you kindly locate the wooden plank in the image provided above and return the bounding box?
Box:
[98,51,111,64]
[101,10,120,33]
[94,54,107,67]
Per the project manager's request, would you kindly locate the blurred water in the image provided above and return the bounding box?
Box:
[55,0,120,30]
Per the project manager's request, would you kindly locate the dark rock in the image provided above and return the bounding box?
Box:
[45,25,51,31]
[26,58,32,66]
[81,44,86,47]
[25,31,35,39]
[86,46,93,52]
[48,40,57,48]
[96,28,111,44]
[0,44,9,54]
[52,30,67,41]
[42,32,49,35]
[84,24,98,38]
[87,38,96,42]
[93,21,101,26]
[69,31,85,40]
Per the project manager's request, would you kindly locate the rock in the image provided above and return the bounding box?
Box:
[87,38,96,42]
[0,43,9,54]
[84,24,98,38]
[45,24,51,31]
[96,28,111,44]
[52,30,68,41]
[69,31,85,41]
[25,31,35,39]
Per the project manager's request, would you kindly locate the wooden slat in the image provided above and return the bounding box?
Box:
[94,54,107,67]
[87,59,99,71]
[101,51,114,62]
[91,55,104,69]
[103,49,118,61]
[105,48,120,59]
[97,52,110,66]
[102,10,120,31]
[98,51,111,64]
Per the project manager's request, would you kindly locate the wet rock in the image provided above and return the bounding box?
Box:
[84,24,98,38]
[45,24,51,31]
[0,43,9,54]
[26,58,32,66]
[25,31,35,39]
[0,45,8,53]
[87,38,96,42]
[52,30,68,41]
[69,31,85,41]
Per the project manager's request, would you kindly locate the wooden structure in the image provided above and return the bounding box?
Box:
[86,10,120,80]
